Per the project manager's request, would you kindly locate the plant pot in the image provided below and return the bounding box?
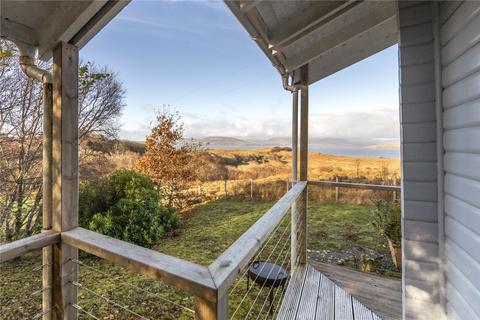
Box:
[387,238,402,269]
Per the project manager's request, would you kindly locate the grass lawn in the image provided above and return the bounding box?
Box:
[0,198,396,319]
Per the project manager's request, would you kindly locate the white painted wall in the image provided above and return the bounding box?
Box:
[398,2,443,319]
[399,1,480,319]
[440,1,480,319]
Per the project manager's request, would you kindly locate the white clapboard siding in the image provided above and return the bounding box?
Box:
[446,260,480,317]
[404,259,439,284]
[441,3,480,308]
[442,42,480,87]
[444,127,480,153]
[445,284,478,320]
[440,1,462,24]
[402,101,436,123]
[403,162,437,182]
[445,239,480,290]
[444,195,480,235]
[441,10,480,66]
[443,98,480,130]
[404,239,438,263]
[403,200,437,222]
[440,1,480,46]
[398,3,441,319]
[443,70,480,108]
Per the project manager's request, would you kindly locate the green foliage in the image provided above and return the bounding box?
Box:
[79,61,110,89]
[370,199,401,245]
[79,169,179,247]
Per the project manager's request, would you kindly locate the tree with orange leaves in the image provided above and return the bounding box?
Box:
[136,109,202,210]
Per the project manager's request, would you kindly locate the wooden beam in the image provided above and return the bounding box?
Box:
[62,227,217,302]
[209,181,307,297]
[291,89,299,272]
[284,1,396,72]
[42,81,54,320]
[52,41,79,320]
[292,90,299,182]
[308,180,401,192]
[0,231,60,263]
[269,1,358,51]
[297,65,309,266]
[299,65,309,182]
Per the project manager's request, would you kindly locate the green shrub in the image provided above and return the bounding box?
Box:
[370,199,401,245]
[79,169,179,247]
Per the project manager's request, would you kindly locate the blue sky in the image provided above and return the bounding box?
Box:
[81,1,399,145]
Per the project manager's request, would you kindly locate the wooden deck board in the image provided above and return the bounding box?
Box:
[310,261,402,320]
[334,285,354,320]
[296,265,321,320]
[276,263,396,320]
[316,273,334,320]
[352,297,374,320]
[276,266,307,320]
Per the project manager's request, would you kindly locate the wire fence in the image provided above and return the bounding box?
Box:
[190,177,400,205]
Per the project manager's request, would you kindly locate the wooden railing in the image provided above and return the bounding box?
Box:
[0,181,307,319]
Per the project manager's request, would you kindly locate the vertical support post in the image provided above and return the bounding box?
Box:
[250,179,253,199]
[335,176,339,202]
[195,293,228,320]
[43,82,53,320]
[224,179,227,198]
[393,176,397,202]
[52,42,79,320]
[291,88,299,272]
[295,65,309,267]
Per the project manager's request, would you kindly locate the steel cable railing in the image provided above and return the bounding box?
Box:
[72,259,195,314]
[229,204,306,320]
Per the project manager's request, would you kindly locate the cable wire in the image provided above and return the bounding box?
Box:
[72,259,195,314]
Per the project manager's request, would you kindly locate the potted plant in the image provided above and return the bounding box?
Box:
[371,199,402,269]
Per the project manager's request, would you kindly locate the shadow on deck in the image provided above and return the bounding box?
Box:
[310,261,402,320]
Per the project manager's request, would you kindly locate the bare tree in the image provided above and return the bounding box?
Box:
[0,40,125,241]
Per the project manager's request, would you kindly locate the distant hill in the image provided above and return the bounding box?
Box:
[192,136,249,146]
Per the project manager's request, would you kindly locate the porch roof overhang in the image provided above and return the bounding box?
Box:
[225,0,400,85]
[0,0,130,60]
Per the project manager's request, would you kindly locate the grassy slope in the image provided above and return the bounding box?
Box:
[209,148,400,181]
[0,199,393,319]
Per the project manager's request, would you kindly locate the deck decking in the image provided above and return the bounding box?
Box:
[276,263,385,320]
[310,261,402,320]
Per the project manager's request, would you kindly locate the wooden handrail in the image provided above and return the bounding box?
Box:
[308,180,401,191]
[62,227,217,302]
[0,230,60,263]
[209,181,307,296]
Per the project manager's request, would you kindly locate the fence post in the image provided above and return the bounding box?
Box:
[393,176,397,202]
[335,176,339,202]
[224,179,227,198]
[250,179,253,199]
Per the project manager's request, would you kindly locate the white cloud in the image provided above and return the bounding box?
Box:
[119,108,400,144]
[180,108,399,140]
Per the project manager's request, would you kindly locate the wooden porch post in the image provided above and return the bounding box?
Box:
[42,81,54,320]
[291,88,299,271]
[195,293,228,320]
[297,65,309,266]
[52,41,79,320]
